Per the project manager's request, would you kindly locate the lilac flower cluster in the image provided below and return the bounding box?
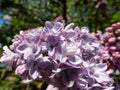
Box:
[0,21,114,90]
[100,22,120,70]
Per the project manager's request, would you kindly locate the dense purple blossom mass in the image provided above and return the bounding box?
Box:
[0,21,114,90]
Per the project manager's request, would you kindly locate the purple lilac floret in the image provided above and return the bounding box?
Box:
[0,21,114,90]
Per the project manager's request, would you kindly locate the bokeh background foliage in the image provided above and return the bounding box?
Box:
[0,0,120,90]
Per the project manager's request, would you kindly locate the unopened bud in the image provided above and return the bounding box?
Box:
[115,29,120,35]
[112,52,120,58]
[105,27,113,32]
[108,37,116,44]
[109,46,116,53]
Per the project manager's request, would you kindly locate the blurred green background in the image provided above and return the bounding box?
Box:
[0,0,120,90]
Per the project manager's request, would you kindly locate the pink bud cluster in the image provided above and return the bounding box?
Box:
[95,22,120,69]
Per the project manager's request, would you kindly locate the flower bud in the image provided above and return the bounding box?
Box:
[108,37,116,44]
[105,27,113,32]
[115,29,120,35]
